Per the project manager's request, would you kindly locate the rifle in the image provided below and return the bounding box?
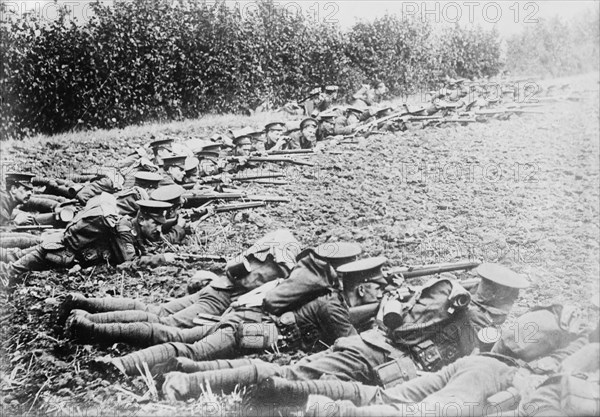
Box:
[185,201,266,222]
[474,109,544,116]
[183,191,288,207]
[267,149,314,156]
[348,277,481,327]
[11,225,55,232]
[383,260,481,280]
[173,254,227,263]
[229,156,314,167]
[246,179,288,185]
[190,172,286,187]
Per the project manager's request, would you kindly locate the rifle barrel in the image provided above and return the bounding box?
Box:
[383,260,480,279]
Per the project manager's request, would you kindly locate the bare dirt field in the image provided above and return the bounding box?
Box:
[1,73,599,416]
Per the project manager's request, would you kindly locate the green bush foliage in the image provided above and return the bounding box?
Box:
[1,0,503,139]
[505,11,600,77]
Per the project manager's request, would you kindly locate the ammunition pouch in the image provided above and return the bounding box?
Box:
[411,340,442,372]
[373,357,418,389]
[237,321,279,350]
[76,246,111,267]
[276,311,303,350]
[44,247,76,266]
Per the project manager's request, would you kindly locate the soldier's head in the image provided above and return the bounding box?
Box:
[151,184,185,219]
[184,157,200,183]
[233,135,252,157]
[226,229,301,292]
[300,118,318,143]
[135,200,171,241]
[5,172,34,203]
[162,155,187,183]
[265,122,285,144]
[473,263,529,315]
[345,107,363,124]
[338,257,388,307]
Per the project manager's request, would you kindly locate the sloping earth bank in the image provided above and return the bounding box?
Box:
[1,76,599,416]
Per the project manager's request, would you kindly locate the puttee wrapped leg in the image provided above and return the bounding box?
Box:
[66,310,208,346]
[162,362,281,401]
[151,357,258,375]
[254,377,380,407]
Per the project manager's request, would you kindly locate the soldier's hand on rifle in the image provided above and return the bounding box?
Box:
[13,212,35,226]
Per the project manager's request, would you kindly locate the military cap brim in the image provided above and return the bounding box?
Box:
[184,157,200,172]
[476,263,529,289]
[151,184,185,206]
[133,171,163,188]
[265,122,286,131]
[337,256,388,285]
[149,138,174,149]
[233,136,252,146]
[137,200,172,224]
[300,118,318,130]
[346,106,365,115]
[5,172,35,189]
[162,155,187,169]
[314,242,362,265]
[196,151,221,159]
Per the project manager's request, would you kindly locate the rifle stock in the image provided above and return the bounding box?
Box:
[174,254,227,263]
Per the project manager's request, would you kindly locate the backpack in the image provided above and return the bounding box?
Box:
[62,193,120,253]
[383,278,473,371]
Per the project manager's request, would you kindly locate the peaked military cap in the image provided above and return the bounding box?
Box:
[5,172,35,189]
[184,157,199,173]
[137,200,171,224]
[133,171,163,189]
[308,87,322,96]
[314,242,362,269]
[149,138,174,149]
[300,118,318,130]
[318,111,337,120]
[337,256,388,286]
[473,263,529,314]
[151,184,185,206]
[325,85,339,93]
[233,135,252,146]
[476,263,529,289]
[346,106,365,116]
[202,143,223,153]
[162,155,187,170]
[265,122,285,132]
[196,150,221,159]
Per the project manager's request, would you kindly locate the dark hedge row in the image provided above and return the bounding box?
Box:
[1,0,503,139]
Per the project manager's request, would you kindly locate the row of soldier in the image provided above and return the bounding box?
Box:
[1,77,596,416]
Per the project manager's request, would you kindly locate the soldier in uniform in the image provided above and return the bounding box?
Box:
[64,230,301,346]
[100,243,380,377]
[159,155,187,186]
[1,173,56,226]
[150,185,187,244]
[0,200,171,286]
[283,118,318,150]
[158,262,528,401]
[296,305,591,417]
[263,122,285,151]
